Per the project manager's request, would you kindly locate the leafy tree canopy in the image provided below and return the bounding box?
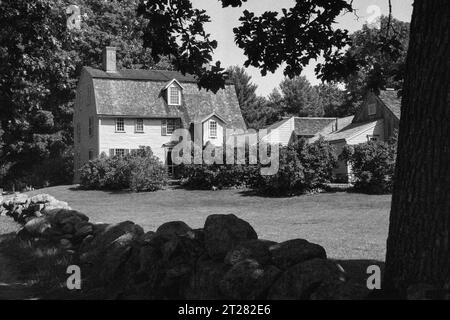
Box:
[0,0,171,187]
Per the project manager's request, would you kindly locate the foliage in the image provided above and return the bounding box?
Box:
[316,83,348,117]
[0,0,172,189]
[338,16,410,115]
[79,147,168,192]
[252,138,337,196]
[278,76,323,117]
[341,136,397,194]
[176,138,337,196]
[176,164,259,190]
[139,0,354,91]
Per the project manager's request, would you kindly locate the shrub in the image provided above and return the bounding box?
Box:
[341,138,397,194]
[176,164,259,190]
[175,138,337,196]
[79,147,168,192]
[251,138,337,196]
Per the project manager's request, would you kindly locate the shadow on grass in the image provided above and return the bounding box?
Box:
[0,232,76,299]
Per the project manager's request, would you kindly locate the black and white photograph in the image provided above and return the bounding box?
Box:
[0,0,449,307]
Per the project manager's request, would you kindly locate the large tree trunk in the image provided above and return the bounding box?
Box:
[384,0,450,297]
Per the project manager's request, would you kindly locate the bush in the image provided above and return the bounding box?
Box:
[251,138,337,196]
[175,138,337,196]
[341,138,397,194]
[79,147,168,192]
[176,164,259,190]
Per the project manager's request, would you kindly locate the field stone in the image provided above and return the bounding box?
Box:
[156,221,192,237]
[270,239,327,270]
[12,193,29,205]
[24,217,52,236]
[220,259,281,300]
[310,279,369,300]
[268,258,346,300]
[184,255,230,300]
[224,239,276,265]
[204,214,258,260]
[30,194,56,204]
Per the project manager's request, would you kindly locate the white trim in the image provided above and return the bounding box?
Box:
[168,84,182,106]
[163,78,184,90]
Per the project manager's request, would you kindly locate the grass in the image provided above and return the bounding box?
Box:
[21,185,391,261]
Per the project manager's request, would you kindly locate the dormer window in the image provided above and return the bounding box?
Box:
[165,79,183,106]
[168,85,181,105]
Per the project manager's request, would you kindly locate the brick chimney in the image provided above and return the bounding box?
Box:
[102,46,117,73]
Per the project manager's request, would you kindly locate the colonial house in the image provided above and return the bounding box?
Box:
[325,89,400,181]
[73,47,246,182]
[256,89,401,181]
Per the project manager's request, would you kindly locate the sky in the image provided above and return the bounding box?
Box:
[192,0,414,96]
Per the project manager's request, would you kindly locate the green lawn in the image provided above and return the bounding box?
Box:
[19,185,391,261]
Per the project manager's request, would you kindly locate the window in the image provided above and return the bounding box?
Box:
[88,149,94,160]
[209,120,217,138]
[161,119,180,136]
[116,118,125,132]
[367,135,380,142]
[135,119,144,133]
[368,103,377,115]
[115,149,126,157]
[76,123,81,143]
[88,117,94,137]
[168,85,181,105]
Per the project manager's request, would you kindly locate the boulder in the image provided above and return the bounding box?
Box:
[30,194,56,204]
[184,255,230,300]
[224,239,276,265]
[204,214,257,260]
[46,209,88,225]
[24,217,52,236]
[156,221,192,237]
[80,221,144,263]
[220,259,281,300]
[12,193,29,205]
[43,201,72,214]
[268,258,346,300]
[269,239,327,270]
[74,221,94,239]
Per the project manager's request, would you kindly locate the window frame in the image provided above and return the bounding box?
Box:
[116,118,125,132]
[161,118,180,136]
[209,120,218,139]
[168,85,181,106]
[115,149,126,157]
[135,118,144,133]
[367,134,380,142]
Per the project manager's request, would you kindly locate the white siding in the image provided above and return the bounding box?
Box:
[73,71,97,183]
[260,118,294,145]
[347,120,384,145]
[202,116,225,146]
[98,118,172,163]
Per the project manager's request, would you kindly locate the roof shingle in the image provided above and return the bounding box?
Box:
[378,90,401,119]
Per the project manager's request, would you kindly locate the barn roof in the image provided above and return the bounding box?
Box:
[85,67,246,130]
[378,90,401,119]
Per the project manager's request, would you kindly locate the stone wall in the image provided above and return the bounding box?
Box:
[0,194,368,300]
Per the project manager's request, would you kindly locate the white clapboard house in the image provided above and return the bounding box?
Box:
[73,47,246,182]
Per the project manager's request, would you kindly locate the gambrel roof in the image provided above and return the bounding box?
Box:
[83,67,246,131]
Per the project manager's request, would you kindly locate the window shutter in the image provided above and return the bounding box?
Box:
[109,149,115,157]
[161,119,167,136]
